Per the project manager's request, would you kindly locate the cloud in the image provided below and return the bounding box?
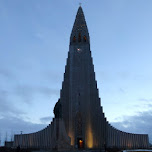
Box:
[0,115,46,145]
[14,85,59,104]
[111,110,152,143]
[0,90,25,117]
[40,116,53,124]
[138,98,152,102]
[0,69,14,80]
[119,88,126,93]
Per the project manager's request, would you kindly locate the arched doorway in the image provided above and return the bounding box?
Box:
[77,137,84,149]
[75,112,84,149]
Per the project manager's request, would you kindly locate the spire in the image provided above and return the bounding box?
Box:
[70,6,90,44]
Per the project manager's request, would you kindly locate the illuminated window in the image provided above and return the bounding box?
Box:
[84,36,87,42]
[78,33,81,42]
[73,36,76,42]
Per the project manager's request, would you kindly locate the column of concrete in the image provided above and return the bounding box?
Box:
[27,134,29,148]
[146,135,149,148]
[121,132,124,149]
[44,128,46,149]
[125,133,128,149]
[113,128,116,147]
[124,132,127,149]
[125,132,127,148]
[33,133,35,148]
[48,126,50,148]
[34,133,36,148]
[118,130,120,148]
[22,135,24,148]
[41,130,44,149]
[129,133,131,149]
[124,133,126,149]
[122,132,124,148]
[15,136,17,147]
[111,127,114,147]
[130,133,132,148]
[132,134,135,149]
[99,113,102,148]
[138,134,140,148]
[135,134,138,148]
[144,135,146,148]
[136,134,138,148]
[115,129,117,148]
[143,135,145,148]
[117,130,120,148]
[40,131,42,149]
[139,134,142,148]
[15,135,18,147]
[24,134,27,148]
[126,133,128,149]
[137,134,139,148]
[31,133,33,148]
[44,129,46,149]
[46,128,48,148]
[35,132,38,148]
[123,132,126,149]
[43,128,46,149]
[98,114,101,148]
[49,124,52,149]
[104,118,107,148]
[142,135,145,148]
[110,127,112,147]
[37,131,40,148]
[115,129,117,147]
[23,135,26,148]
[14,135,17,147]
[138,135,141,148]
[102,113,105,148]
[28,134,30,148]
[120,131,123,148]
[140,135,142,148]
[41,130,43,149]
[107,124,110,147]
[25,134,28,148]
[119,132,121,148]
[109,125,112,148]
[29,134,31,148]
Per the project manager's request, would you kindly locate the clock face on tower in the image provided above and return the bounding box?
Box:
[77,48,82,53]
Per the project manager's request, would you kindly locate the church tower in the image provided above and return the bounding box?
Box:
[60,6,106,149]
[13,6,149,150]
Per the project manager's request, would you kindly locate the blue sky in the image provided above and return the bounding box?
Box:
[0,0,152,145]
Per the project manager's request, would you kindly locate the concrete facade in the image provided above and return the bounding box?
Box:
[14,6,149,150]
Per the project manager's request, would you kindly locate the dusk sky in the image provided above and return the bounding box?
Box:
[0,0,152,145]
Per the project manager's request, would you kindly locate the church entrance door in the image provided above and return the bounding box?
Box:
[77,138,84,149]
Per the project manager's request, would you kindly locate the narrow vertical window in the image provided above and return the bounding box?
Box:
[73,36,76,42]
[78,33,81,42]
[83,36,87,42]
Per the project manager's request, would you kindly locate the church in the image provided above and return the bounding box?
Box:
[14,6,149,150]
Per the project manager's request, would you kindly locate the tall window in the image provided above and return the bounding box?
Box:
[83,36,87,42]
[73,36,76,42]
[78,33,81,42]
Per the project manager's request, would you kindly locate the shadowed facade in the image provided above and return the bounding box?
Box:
[14,6,149,150]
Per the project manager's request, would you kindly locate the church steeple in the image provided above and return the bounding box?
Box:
[70,6,90,45]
